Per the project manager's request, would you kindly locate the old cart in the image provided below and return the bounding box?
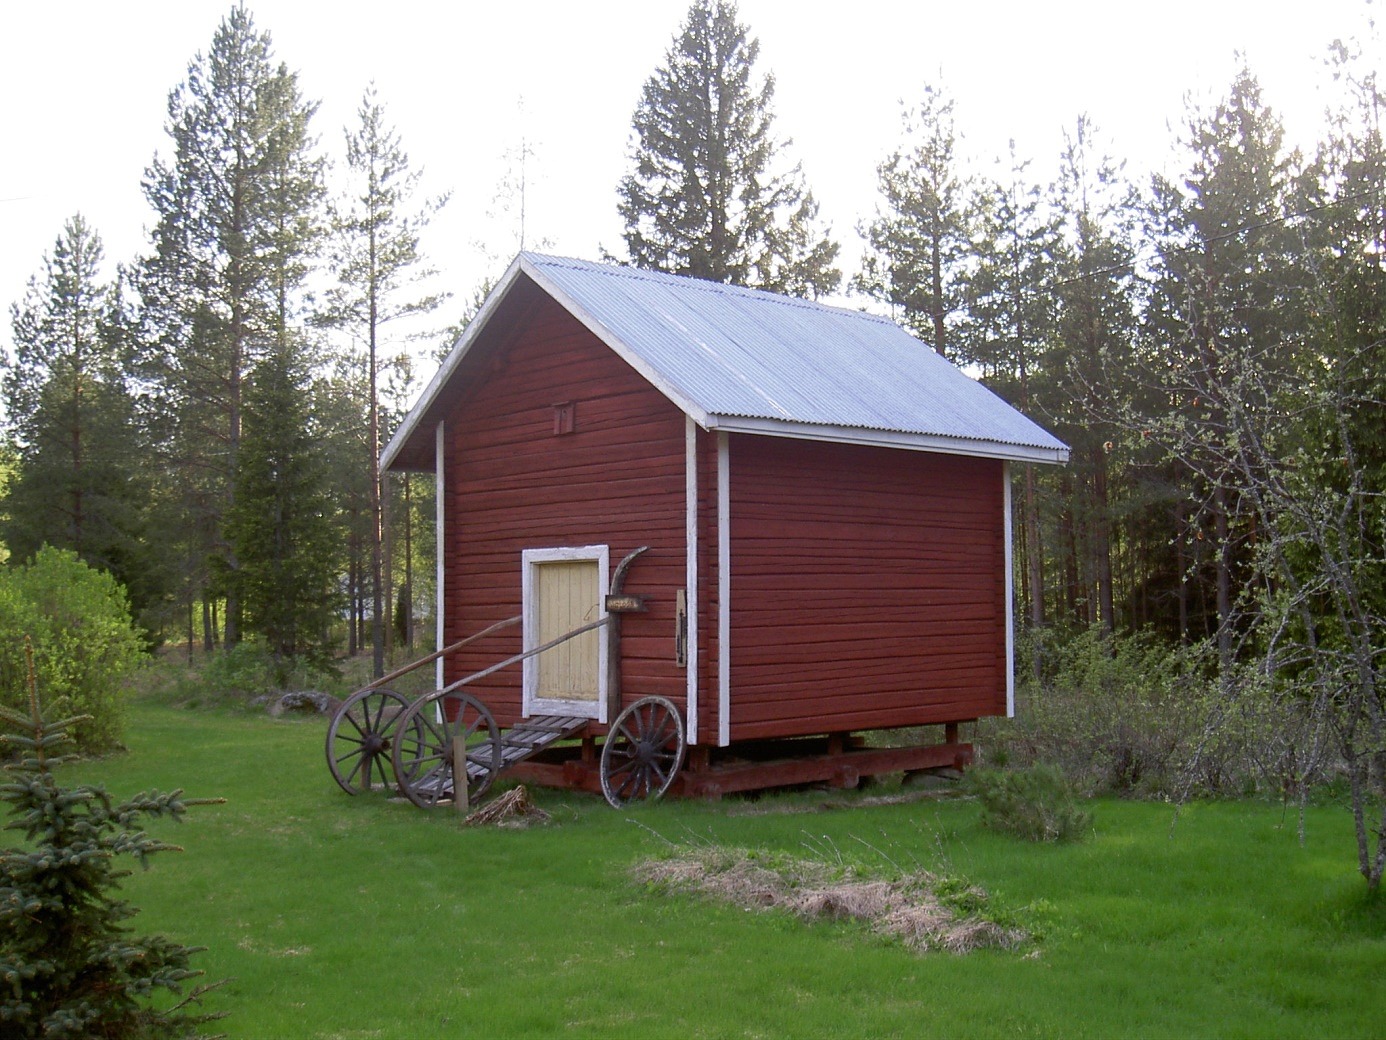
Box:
[326,549,688,810]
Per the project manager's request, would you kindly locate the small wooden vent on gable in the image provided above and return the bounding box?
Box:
[553,401,575,435]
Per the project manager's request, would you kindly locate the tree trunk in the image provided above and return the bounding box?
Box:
[383,472,394,661]
[369,356,384,678]
[1214,481,1233,677]
[1025,464,1043,629]
[1092,448,1114,634]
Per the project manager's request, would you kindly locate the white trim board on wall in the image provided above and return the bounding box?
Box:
[685,416,700,744]
[717,432,730,747]
[435,422,446,691]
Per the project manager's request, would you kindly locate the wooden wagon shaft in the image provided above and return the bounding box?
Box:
[437,614,614,696]
[344,614,524,698]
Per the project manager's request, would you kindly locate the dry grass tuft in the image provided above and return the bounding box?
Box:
[465,785,551,827]
[632,847,1028,954]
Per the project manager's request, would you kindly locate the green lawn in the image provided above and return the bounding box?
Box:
[53,698,1384,1039]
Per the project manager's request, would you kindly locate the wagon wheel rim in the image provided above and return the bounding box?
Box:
[391,691,502,810]
[326,688,411,795]
[600,696,686,809]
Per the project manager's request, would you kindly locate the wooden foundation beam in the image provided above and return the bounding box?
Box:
[673,742,973,799]
[503,737,974,801]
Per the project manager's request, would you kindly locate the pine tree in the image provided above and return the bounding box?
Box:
[140,7,323,649]
[1141,68,1302,662]
[617,0,840,297]
[312,364,373,656]
[2,216,159,619]
[1048,117,1143,634]
[857,84,973,356]
[1313,38,1386,509]
[224,340,340,681]
[962,146,1058,635]
[0,640,224,1035]
[327,84,448,677]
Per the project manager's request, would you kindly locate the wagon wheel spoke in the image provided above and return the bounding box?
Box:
[644,755,676,787]
[340,750,368,789]
[392,692,501,809]
[326,688,410,796]
[612,766,643,800]
[371,692,399,732]
[599,696,686,809]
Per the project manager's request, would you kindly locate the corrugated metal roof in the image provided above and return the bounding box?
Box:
[382,253,1068,470]
[524,253,1068,460]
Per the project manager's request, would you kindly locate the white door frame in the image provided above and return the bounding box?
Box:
[521,545,610,721]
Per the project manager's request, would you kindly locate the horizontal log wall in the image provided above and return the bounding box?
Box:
[441,292,688,728]
[725,435,1007,741]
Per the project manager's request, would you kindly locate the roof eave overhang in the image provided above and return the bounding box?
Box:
[702,414,1070,465]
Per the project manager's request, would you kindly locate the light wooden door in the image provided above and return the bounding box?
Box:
[535,560,600,703]
[523,546,609,720]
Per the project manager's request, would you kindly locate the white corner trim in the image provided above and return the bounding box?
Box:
[717,432,730,747]
[1003,462,1015,718]
[685,416,700,744]
[435,422,446,691]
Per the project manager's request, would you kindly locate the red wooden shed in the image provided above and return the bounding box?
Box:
[381,253,1068,801]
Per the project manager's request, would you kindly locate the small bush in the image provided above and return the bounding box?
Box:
[968,765,1093,842]
[155,639,338,708]
[0,641,224,1036]
[0,547,145,753]
[984,625,1329,799]
[985,626,1212,795]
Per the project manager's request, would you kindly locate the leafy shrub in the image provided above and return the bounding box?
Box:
[985,625,1326,799]
[0,547,145,753]
[987,626,1215,794]
[204,638,337,697]
[154,638,340,709]
[968,765,1093,842]
[0,641,224,1036]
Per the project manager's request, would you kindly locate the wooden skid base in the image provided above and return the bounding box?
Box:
[503,738,972,800]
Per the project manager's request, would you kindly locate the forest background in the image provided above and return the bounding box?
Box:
[0,1,1382,888]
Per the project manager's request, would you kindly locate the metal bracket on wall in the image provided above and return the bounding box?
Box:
[675,588,688,668]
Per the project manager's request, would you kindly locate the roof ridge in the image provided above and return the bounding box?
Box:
[522,251,898,328]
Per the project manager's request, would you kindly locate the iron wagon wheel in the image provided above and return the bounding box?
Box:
[326,687,412,795]
[391,691,502,810]
[600,696,687,808]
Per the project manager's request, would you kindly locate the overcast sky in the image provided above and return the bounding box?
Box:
[1,0,1379,355]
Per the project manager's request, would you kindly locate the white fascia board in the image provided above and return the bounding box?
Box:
[519,256,714,430]
[381,254,529,472]
[702,415,1070,465]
